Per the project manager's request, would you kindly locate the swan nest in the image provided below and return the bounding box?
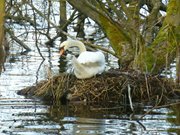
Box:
[18,69,179,105]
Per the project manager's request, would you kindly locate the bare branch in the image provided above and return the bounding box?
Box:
[5,28,31,51]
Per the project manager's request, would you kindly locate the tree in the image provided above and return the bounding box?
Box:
[0,0,5,74]
[66,0,180,74]
[59,0,67,41]
[0,0,5,44]
[4,0,180,77]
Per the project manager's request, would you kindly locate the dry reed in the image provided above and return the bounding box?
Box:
[18,69,178,105]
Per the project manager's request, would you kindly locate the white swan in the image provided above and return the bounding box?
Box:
[59,40,105,79]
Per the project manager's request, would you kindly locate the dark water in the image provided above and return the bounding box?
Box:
[0,45,180,135]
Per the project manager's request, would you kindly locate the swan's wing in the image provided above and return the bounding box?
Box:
[72,51,105,79]
[72,56,88,72]
[77,51,105,65]
[72,56,92,79]
[77,51,105,74]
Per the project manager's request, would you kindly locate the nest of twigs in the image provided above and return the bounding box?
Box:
[18,69,179,104]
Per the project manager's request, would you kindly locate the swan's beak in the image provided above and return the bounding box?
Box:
[59,47,65,56]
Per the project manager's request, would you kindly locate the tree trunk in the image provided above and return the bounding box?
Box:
[0,0,5,44]
[60,0,67,41]
[74,13,86,39]
[176,46,180,85]
[136,0,180,73]
[0,0,5,74]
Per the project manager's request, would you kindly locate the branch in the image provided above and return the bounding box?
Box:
[5,28,31,51]
[25,1,76,40]
[128,84,134,111]
[83,41,118,58]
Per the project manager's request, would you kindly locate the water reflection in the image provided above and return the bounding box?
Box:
[45,103,180,135]
[47,103,133,135]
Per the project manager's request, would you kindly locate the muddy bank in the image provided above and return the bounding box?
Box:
[18,69,179,105]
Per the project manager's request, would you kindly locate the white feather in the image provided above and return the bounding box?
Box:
[60,40,106,79]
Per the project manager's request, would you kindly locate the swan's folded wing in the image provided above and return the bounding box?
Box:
[72,56,88,73]
[77,51,105,73]
[72,56,101,71]
[77,51,105,65]
[72,56,93,79]
[72,51,105,79]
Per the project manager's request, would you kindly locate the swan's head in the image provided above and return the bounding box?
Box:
[59,40,86,56]
[59,41,69,56]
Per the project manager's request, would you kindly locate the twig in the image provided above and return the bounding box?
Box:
[45,10,78,45]
[128,84,134,111]
[144,74,150,100]
[140,100,180,119]
[26,2,76,40]
[136,120,146,130]
[32,3,45,60]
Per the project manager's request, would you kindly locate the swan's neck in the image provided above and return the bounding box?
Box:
[68,40,86,53]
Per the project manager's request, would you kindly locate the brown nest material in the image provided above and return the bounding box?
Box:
[18,69,179,104]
